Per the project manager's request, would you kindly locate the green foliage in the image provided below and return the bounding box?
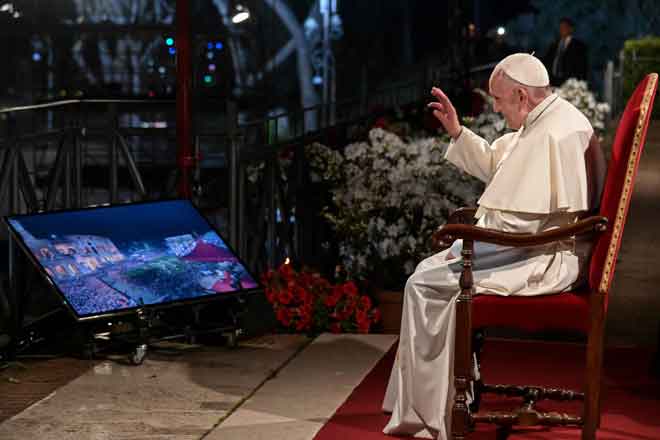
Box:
[623,37,660,118]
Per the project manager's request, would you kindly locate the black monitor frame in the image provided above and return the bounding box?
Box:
[3,199,261,322]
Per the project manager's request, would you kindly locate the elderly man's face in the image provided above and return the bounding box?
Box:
[489,76,527,130]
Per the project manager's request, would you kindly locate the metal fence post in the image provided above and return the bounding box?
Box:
[227,100,240,250]
[237,152,246,260]
[9,149,18,216]
[109,103,119,204]
[294,143,305,262]
[617,49,626,116]
[73,104,83,208]
[6,114,19,215]
[604,60,614,121]
[266,156,277,270]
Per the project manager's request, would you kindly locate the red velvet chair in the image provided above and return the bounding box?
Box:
[434,73,658,440]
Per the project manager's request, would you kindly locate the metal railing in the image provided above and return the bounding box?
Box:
[0,59,455,274]
[603,52,626,119]
[0,99,178,218]
[602,51,660,119]
[232,66,454,274]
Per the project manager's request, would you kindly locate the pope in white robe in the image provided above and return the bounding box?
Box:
[382,53,606,439]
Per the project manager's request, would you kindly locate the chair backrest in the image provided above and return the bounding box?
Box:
[589,73,658,302]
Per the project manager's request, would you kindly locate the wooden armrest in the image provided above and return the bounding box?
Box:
[447,207,478,225]
[433,215,607,249]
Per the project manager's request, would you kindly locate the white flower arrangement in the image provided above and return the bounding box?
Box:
[556,78,610,133]
[246,79,608,287]
[307,128,482,287]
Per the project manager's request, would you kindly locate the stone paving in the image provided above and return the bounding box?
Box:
[0,334,397,440]
[205,334,396,440]
[0,335,310,440]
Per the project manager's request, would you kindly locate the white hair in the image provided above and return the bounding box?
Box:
[490,68,551,104]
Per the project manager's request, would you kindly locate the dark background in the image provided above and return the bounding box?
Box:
[2,0,657,113]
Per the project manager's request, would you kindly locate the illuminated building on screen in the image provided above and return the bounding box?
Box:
[10,221,125,279]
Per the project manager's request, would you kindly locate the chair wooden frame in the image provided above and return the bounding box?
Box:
[433,73,658,440]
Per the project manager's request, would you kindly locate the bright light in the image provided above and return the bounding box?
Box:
[232,11,249,23]
[215,42,223,50]
[158,66,166,74]
[497,26,506,36]
[284,257,290,265]
[32,52,41,62]
[203,74,213,84]
[168,47,176,55]
[208,63,216,72]
[206,51,214,60]
[207,42,213,50]
[165,37,174,46]
[304,17,318,34]
[231,4,250,24]
[312,75,323,85]
[0,3,13,12]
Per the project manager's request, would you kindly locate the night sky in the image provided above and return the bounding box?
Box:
[9,200,215,246]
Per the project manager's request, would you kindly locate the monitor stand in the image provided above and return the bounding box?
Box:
[84,299,246,366]
[128,308,155,365]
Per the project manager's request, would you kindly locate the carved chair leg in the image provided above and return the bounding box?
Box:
[583,293,606,440]
[452,239,475,440]
[482,383,584,401]
[473,408,582,428]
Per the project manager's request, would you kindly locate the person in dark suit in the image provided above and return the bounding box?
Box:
[543,17,589,86]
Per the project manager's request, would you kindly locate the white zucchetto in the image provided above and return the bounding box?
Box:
[494,53,550,87]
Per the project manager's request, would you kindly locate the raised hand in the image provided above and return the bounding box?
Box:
[428,87,462,139]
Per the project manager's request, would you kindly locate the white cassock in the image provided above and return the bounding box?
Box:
[382,93,605,440]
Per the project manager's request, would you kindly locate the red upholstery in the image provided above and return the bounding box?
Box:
[589,74,658,304]
[472,73,658,335]
[473,290,590,334]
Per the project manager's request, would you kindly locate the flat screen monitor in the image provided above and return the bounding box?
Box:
[4,200,259,321]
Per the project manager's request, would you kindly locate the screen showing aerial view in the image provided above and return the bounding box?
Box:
[6,200,259,319]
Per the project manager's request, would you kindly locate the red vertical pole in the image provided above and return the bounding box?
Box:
[176,0,193,198]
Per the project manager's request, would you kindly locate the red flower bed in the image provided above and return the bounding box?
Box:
[262,262,381,334]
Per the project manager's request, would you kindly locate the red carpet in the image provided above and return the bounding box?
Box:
[313,339,660,439]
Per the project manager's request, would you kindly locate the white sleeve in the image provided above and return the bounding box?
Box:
[444,127,494,183]
[445,127,519,183]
